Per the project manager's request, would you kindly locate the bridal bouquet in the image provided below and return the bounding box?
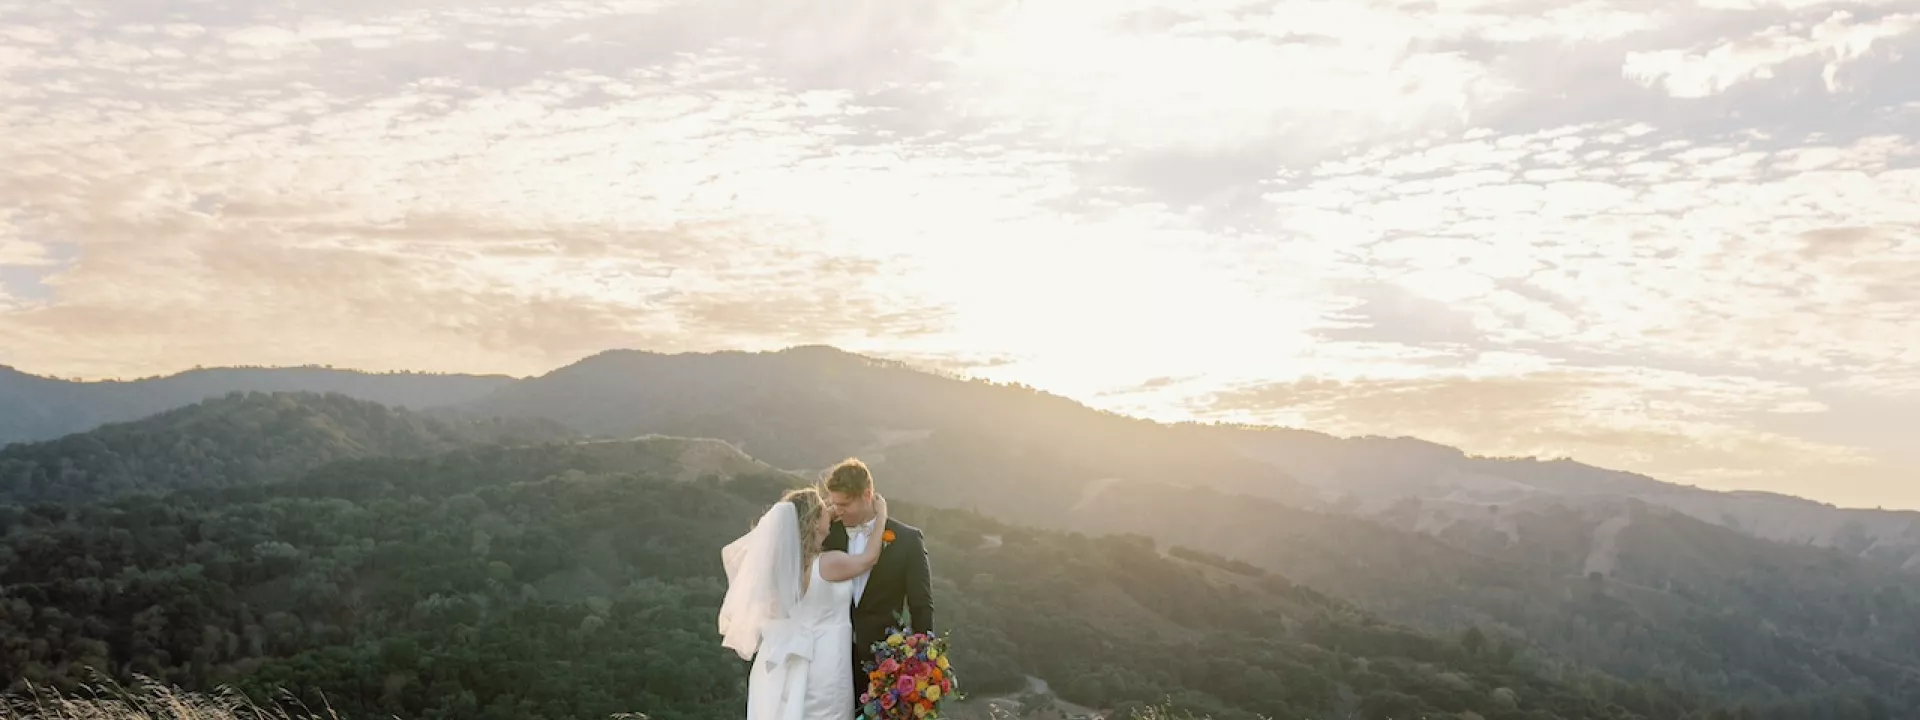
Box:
[859,613,960,720]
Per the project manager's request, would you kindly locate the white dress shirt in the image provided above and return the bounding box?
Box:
[846,517,877,604]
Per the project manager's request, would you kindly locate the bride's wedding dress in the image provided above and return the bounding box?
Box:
[719,501,855,720]
[745,556,854,720]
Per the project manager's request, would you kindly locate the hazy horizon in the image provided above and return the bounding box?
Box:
[2,0,1916,510]
[0,343,1910,514]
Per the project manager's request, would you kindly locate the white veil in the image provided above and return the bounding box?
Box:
[717,499,804,660]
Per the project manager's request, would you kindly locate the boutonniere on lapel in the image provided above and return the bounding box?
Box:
[881,529,896,548]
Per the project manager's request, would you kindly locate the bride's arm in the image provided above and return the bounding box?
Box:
[819,494,889,582]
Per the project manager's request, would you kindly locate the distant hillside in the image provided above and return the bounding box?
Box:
[464,347,1920,571]
[0,439,1711,720]
[1212,426,1920,572]
[465,347,1920,565]
[15,349,1901,577]
[870,429,1920,713]
[0,391,577,504]
[464,347,1316,505]
[0,364,513,447]
[10,346,1916,714]
[1069,479,1920,713]
[453,346,1920,714]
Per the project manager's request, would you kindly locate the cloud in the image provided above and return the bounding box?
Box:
[1624,10,1920,98]
[3,0,1919,508]
[0,0,995,377]
[0,199,945,376]
[1314,282,1490,348]
[0,239,52,268]
[1196,365,1888,502]
[1261,122,1920,384]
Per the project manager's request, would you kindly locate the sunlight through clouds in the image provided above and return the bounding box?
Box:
[1624,10,1920,98]
[2,0,1918,506]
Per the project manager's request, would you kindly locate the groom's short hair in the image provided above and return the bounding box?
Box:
[824,458,873,496]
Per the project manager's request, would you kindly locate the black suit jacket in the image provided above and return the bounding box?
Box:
[825,517,934,658]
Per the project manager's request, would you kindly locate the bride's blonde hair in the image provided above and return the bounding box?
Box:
[781,486,827,560]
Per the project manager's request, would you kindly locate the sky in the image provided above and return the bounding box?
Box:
[1,0,1916,509]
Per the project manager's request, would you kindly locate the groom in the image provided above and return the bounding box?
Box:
[821,458,934,711]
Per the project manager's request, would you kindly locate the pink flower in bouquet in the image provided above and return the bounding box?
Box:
[859,612,962,720]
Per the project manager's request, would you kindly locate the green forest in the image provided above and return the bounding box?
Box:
[0,385,1913,720]
[4,435,1727,720]
[0,391,574,504]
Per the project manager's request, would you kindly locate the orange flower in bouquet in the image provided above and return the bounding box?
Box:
[858,610,959,720]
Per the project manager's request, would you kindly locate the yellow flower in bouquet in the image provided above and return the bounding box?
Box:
[858,612,962,720]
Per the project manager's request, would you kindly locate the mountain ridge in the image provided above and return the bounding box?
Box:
[7,360,1920,713]
[0,363,517,448]
[1214,424,1920,571]
[0,348,1876,495]
[436,347,1920,711]
[9,346,1916,557]
[0,390,578,504]
[9,346,1915,552]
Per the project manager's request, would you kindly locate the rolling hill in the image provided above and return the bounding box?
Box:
[0,391,576,504]
[449,346,1920,714]
[458,347,1920,574]
[1209,427,1920,572]
[0,364,513,448]
[14,348,1910,573]
[0,436,1705,720]
[463,347,1317,506]
[5,346,1918,715]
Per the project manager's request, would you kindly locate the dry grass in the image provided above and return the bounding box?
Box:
[1123,706,1203,720]
[3,677,1199,720]
[0,677,338,720]
[961,699,1207,720]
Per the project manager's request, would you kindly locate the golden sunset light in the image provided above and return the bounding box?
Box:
[3,0,1917,512]
[12,3,1920,718]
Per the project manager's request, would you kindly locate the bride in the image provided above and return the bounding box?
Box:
[719,486,889,720]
